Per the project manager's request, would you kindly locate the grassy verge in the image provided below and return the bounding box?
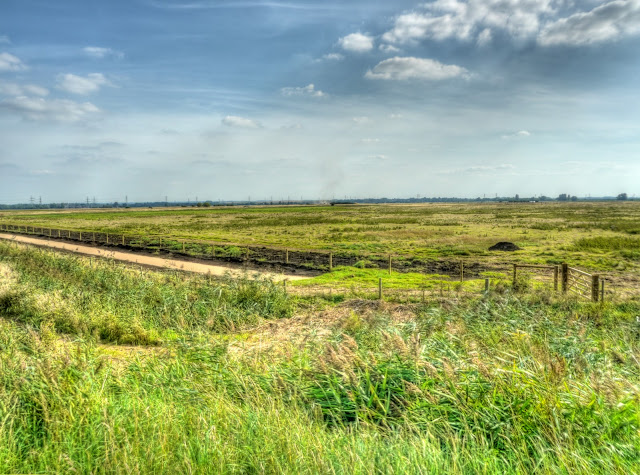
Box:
[0,242,292,344]
[0,243,639,473]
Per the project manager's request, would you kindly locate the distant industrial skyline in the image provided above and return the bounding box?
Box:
[1,0,640,202]
[1,193,635,209]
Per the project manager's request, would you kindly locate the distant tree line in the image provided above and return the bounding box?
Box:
[0,194,634,209]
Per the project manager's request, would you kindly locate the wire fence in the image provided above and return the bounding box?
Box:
[0,223,496,277]
[0,223,613,302]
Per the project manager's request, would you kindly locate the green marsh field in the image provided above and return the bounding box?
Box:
[0,202,639,473]
[3,202,640,264]
[2,201,640,291]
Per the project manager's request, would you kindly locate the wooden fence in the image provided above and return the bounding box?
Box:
[512,264,559,290]
[0,223,492,278]
[0,224,608,302]
[513,263,604,302]
[561,263,603,302]
[0,223,335,270]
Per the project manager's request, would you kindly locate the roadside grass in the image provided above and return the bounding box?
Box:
[0,243,639,472]
[0,246,640,473]
[0,242,292,345]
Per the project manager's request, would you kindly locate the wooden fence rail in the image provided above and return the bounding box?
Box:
[562,263,602,302]
[512,262,604,302]
[0,223,489,278]
[512,263,559,291]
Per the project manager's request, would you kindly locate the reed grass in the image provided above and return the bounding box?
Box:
[0,243,638,473]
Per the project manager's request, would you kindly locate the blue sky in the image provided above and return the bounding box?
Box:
[1,0,639,203]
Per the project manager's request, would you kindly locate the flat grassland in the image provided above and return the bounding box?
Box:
[3,201,640,261]
[2,202,640,291]
[0,242,638,473]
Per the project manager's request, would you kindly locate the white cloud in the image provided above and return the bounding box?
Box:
[0,81,49,97]
[382,0,557,45]
[338,32,374,52]
[31,169,55,176]
[280,122,303,130]
[57,73,110,95]
[321,53,344,61]
[464,164,515,173]
[477,28,493,46]
[379,44,401,54]
[365,57,469,81]
[352,116,371,124]
[0,35,10,44]
[222,115,262,129]
[0,96,100,122]
[281,83,325,97]
[502,130,532,139]
[538,0,640,46]
[0,52,27,72]
[83,46,124,59]
[441,163,516,175]
[361,138,380,143]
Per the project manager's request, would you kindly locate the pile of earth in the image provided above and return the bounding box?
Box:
[488,242,521,251]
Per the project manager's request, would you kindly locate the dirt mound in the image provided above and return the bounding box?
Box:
[488,241,521,251]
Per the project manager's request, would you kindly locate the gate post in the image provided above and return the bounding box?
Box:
[561,263,568,293]
[591,275,600,302]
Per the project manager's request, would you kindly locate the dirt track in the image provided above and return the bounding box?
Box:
[0,233,308,281]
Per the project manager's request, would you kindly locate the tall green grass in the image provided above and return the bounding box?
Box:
[0,242,292,344]
[0,243,639,473]
[574,236,640,251]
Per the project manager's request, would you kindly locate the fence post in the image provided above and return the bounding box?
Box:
[122,235,125,246]
[484,278,490,293]
[460,261,464,282]
[600,280,605,303]
[378,278,383,300]
[561,263,568,293]
[512,264,517,287]
[329,253,333,271]
[388,255,392,275]
[106,233,109,244]
[286,249,289,264]
[79,232,82,241]
[553,265,559,291]
[591,274,600,302]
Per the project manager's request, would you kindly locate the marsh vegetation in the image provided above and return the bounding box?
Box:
[0,241,638,473]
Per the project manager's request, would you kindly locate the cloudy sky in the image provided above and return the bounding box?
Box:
[1,0,639,203]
